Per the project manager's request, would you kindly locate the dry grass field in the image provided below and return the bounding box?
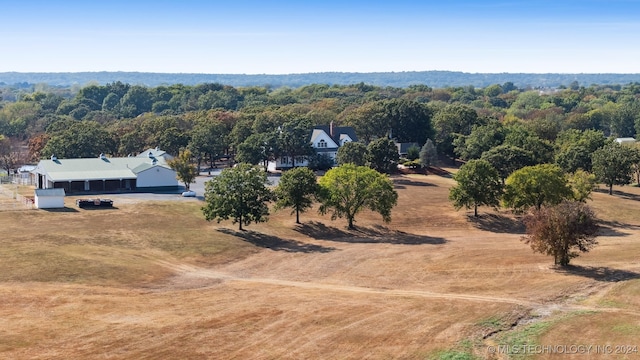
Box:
[1,173,639,359]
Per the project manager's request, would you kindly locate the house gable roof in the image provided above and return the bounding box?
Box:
[311,125,358,145]
[310,129,340,149]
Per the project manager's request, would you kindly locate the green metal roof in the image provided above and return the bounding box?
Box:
[35,156,172,182]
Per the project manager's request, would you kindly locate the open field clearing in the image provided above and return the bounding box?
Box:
[1,174,639,359]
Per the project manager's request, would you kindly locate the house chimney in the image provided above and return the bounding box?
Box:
[330,121,334,137]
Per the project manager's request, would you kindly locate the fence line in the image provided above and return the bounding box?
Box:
[15,193,34,209]
[0,184,34,210]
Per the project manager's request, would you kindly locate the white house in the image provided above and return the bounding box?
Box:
[270,123,358,170]
[34,188,65,209]
[31,150,178,193]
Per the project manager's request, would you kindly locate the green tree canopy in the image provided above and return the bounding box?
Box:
[522,200,599,266]
[569,169,597,202]
[454,119,505,161]
[318,164,398,229]
[336,141,368,166]
[278,119,314,168]
[382,99,434,144]
[592,142,635,195]
[449,159,503,217]
[274,167,319,224]
[343,101,389,143]
[480,145,535,183]
[188,118,228,169]
[235,135,265,166]
[554,129,608,173]
[555,144,591,173]
[503,164,572,212]
[167,149,198,191]
[366,137,399,174]
[433,104,481,160]
[42,120,116,159]
[202,163,273,230]
[406,145,420,160]
[503,124,554,164]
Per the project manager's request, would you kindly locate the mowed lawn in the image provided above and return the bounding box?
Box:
[0,174,639,359]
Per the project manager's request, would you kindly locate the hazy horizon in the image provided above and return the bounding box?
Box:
[2,0,639,74]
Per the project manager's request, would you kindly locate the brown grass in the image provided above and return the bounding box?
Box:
[0,178,639,359]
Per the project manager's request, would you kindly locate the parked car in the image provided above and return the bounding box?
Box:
[181,190,196,197]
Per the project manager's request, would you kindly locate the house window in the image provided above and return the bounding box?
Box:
[318,139,327,148]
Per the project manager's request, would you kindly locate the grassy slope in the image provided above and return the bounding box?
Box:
[0,178,638,359]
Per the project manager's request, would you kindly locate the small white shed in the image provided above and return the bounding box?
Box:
[34,188,65,209]
[615,137,636,145]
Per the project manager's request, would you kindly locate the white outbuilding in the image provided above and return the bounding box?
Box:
[615,137,636,145]
[34,188,66,209]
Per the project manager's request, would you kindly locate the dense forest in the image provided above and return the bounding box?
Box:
[2,79,640,191]
[3,71,640,89]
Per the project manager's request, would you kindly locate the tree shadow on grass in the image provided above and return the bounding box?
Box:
[294,221,447,245]
[596,220,640,237]
[392,178,437,189]
[556,265,640,282]
[594,188,640,201]
[217,228,336,253]
[467,213,526,234]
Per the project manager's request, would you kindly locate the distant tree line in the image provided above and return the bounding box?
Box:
[3,71,640,88]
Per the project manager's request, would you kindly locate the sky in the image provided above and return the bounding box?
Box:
[1,0,639,74]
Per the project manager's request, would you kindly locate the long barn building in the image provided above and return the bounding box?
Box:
[31,149,178,193]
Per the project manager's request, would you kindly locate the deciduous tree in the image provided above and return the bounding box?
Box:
[592,142,635,195]
[278,119,314,168]
[336,141,367,166]
[274,167,319,224]
[366,138,399,174]
[454,119,505,161]
[189,119,228,170]
[522,200,599,266]
[42,120,116,159]
[503,164,572,212]
[318,164,398,229]
[168,149,198,191]
[433,104,481,161]
[202,163,273,231]
[449,159,503,217]
[480,145,535,183]
[569,169,597,202]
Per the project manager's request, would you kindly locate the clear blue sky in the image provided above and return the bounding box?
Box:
[1,0,639,74]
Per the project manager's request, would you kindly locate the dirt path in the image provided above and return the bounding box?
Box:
[151,258,640,317]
